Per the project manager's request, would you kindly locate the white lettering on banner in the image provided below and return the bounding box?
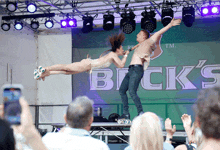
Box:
[89,61,220,90]
[176,66,197,89]
[116,68,128,90]
[141,67,162,90]
[201,64,220,88]
[165,43,175,48]
[166,67,177,90]
[90,69,113,90]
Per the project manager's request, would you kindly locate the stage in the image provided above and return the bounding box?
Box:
[52,122,188,144]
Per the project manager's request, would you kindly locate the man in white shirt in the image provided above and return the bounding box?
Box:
[42,96,110,150]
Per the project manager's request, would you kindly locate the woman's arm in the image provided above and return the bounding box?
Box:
[149,18,181,44]
[112,51,129,68]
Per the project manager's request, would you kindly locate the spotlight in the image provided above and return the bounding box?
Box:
[14,21,23,30]
[120,10,136,34]
[212,6,218,14]
[103,14,114,31]
[201,5,220,16]
[141,10,157,33]
[45,19,54,29]
[30,20,39,29]
[161,8,173,27]
[27,3,37,13]
[1,23,10,31]
[6,2,17,12]
[61,20,67,28]
[81,16,93,33]
[202,8,209,15]
[60,18,77,28]
[182,6,195,27]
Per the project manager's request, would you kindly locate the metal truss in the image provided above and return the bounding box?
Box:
[0,0,219,31]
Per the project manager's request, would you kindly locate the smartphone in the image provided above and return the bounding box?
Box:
[2,84,23,125]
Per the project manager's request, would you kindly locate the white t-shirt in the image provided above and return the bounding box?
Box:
[42,127,110,150]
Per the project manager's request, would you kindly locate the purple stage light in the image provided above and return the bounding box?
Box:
[201,5,220,16]
[202,8,209,15]
[69,20,74,26]
[212,6,218,13]
[61,20,67,28]
[61,18,77,28]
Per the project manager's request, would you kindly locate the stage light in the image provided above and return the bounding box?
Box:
[45,19,54,29]
[141,10,157,33]
[201,5,220,16]
[1,23,10,31]
[81,16,93,33]
[182,6,195,27]
[202,8,209,15]
[60,18,77,28]
[120,10,136,34]
[14,21,23,30]
[103,14,114,31]
[161,8,173,27]
[30,20,39,29]
[27,3,37,13]
[61,20,67,28]
[212,6,218,13]
[6,2,17,12]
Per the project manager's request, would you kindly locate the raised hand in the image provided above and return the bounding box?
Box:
[181,114,192,128]
[170,18,181,27]
[165,118,176,136]
[0,104,4,119]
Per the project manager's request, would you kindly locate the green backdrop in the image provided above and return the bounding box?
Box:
[72,17,220,130]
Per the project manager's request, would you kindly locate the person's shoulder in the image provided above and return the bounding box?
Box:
[87,136,109,149]
[124,145,132,150]
[163,142,175,150]
[42,132,65,141]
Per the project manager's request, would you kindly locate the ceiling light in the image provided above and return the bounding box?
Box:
[30,20,39,29]
[141,10,157,33]
[182,6,195,27]
[1,23,10,31]
[81,16,93,33]
[120,10,136,34]
[103,14,115,31]
[14,21,23,30]
[161,8,173,27]
[6,2,17,12]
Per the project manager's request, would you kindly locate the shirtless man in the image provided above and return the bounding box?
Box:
[119,18,181,120]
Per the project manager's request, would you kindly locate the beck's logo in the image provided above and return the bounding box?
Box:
[150,34,163,60]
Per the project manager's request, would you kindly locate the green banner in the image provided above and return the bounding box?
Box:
[72,17,220,129]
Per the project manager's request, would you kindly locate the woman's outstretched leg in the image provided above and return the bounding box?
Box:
[38,59,91,79]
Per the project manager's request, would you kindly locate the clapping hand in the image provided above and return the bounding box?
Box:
[165,118,176,136]
[181,114,192,129]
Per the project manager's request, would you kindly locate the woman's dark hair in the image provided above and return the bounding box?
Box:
[109,32,125,52]
[100,32,125,57]
[0,119,15,150]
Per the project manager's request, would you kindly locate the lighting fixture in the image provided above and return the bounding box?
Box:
[81,16,93,33]
[161,8,173,27]
[6,2,17,12]
[103,14,115,31]
[182,6,195,27]
[141,10,157,33]
[120,10,136,34]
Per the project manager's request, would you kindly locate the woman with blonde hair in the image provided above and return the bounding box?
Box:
[34,33,139,81]
[125,112,174,150]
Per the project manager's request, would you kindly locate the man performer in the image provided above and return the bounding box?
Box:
[119,18,181,120]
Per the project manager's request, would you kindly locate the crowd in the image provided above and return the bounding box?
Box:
[1,86,220,150]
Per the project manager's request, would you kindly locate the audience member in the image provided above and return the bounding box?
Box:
[42,96,110,150]
[125,112,174,150]
[0,119,15,150]
[0,97,48,150]
[193,86,220,150]
[166,114,203,150]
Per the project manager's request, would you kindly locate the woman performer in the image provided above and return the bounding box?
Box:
[34,33,139,81]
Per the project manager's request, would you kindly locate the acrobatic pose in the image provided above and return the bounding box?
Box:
[118,18,181,124]
[34,33,139,81]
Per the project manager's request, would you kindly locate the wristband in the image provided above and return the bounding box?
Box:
[129,48,132,52]
[165,137,173,142]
